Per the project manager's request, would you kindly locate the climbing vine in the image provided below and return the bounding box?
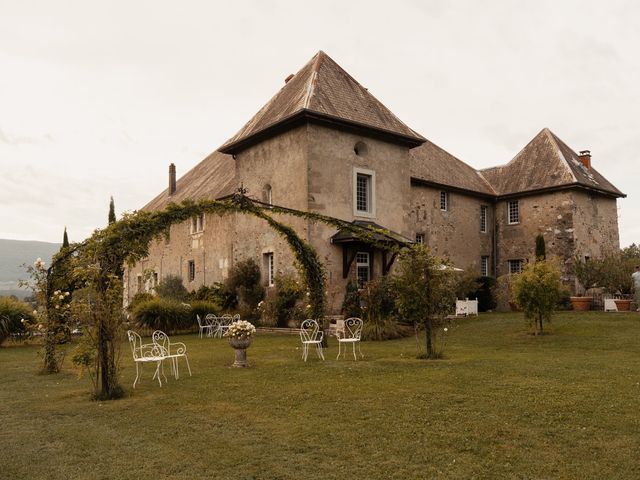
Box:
[45,190,409,399]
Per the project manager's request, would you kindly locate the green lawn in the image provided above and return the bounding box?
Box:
[1,312,639,479]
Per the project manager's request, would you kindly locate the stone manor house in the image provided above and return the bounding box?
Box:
[124,51,625,311]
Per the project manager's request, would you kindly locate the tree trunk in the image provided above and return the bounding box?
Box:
[424,317,433,358]
[538,315,544,335]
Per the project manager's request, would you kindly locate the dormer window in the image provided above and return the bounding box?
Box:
[353,167,376,217]
[190,214,204,234]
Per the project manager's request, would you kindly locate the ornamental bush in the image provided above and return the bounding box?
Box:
[512,259,563,335]
[131,298,191,333]
[190,283,236,310]
[188,300,220,325]
[0,297,34,344]
[225,258,265,311]
[260,273,305,328]
[154,275,189,302]
[360,277,403,341]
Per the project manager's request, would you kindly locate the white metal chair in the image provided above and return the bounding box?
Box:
[127,330,168,388]
[205,314,220,338]
[197,314,214,338]
[152,330,192,380]
[299,319,325,361]
[217,314,234,338]
[336,317,363,360]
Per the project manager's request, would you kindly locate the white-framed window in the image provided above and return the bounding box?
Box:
[188,260,196,282]
[356,252,370,288]
[353,167,376,217]
[153,272,159,288]
[263,184,273,207]
[263,252,275,287]
[440,191,449,211]
[508,259,523,274]
[415,233,425,244]
[507,200,519,225]
[481,256,489,277]
[190,214,205,234]
[480,205,488,233]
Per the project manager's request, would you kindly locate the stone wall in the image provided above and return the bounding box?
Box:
[408,185,493,273]
[571,191,620,260]
[306,124,413,312]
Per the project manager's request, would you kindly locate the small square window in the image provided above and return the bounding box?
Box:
[353,168,375,217]
[190,214,205,234]
[415,233,425,244]
[440,191,449,211]
[356,252,370,288]
[508,259,523,274]
[263,253,275,287]
[481,256,489,277]
[188,260,196,282]
[480,205,488,233]
[508,200,519,224]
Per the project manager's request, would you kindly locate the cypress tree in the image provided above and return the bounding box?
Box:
[62,227,69,249]
[535,234,546,261]
[108,197,116,224]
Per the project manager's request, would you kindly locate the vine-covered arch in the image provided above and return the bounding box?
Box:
[46,190,409,399]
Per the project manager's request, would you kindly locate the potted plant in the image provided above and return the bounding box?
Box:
[570,256,602,311]
[224,320,256,367]
[599,252,634,311]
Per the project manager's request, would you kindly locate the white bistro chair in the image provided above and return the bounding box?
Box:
[299,319,325,362]
[205,314,220,337]
[127,330,168,388]
[152,330,192,380]
[336,317,364,360]
[216,314,234,338]
[197,314,214,338]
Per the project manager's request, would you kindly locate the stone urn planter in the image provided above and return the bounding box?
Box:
[228,336,253,368]
[570,296,592,311]
[614,299,632,311]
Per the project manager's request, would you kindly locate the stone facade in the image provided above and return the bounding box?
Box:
[124,51,624,311]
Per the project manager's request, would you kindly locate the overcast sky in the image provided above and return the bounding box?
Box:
[1,0,638,247]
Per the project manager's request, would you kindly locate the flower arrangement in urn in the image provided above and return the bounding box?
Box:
[224,320,256,367]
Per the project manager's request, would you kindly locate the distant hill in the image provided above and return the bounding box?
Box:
[0,239,61,298]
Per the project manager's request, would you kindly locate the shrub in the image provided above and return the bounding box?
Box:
[259,273,304,328]
[190,283,237,309]
[512,259,563,335]
[0,297,34,344]
[155,275,189,302]
[360,278,403,341]
[131,298,191,333]
[456,271,496,312]
[188,300,220,325]
[341,281,362,318]
[225,258,265,310]
[127,292,155,312]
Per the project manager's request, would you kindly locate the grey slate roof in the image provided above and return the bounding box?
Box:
[410,140,496,196]
[219,51,425,153]
[142,151,237,212]
[479,128,625,198]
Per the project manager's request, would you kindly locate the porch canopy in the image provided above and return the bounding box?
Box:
[330,220,412,279]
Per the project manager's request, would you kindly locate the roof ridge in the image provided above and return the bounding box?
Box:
[303,51,323,109]
[543,128,578,183]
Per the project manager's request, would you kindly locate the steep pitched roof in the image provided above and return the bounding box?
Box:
[410,140,496,197]
[480,128,625,198]
[219,51,425,153]
[142,151,237,212]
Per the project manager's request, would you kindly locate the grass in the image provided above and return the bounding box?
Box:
[1,311,639,479]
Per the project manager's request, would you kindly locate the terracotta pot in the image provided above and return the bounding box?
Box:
[570,296,592,311]
[614,299,632,311]
[228,336,253,367]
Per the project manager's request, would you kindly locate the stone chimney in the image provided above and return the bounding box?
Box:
[284,73,294,83]
[579,150,591,170]
[169,163,176,195]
